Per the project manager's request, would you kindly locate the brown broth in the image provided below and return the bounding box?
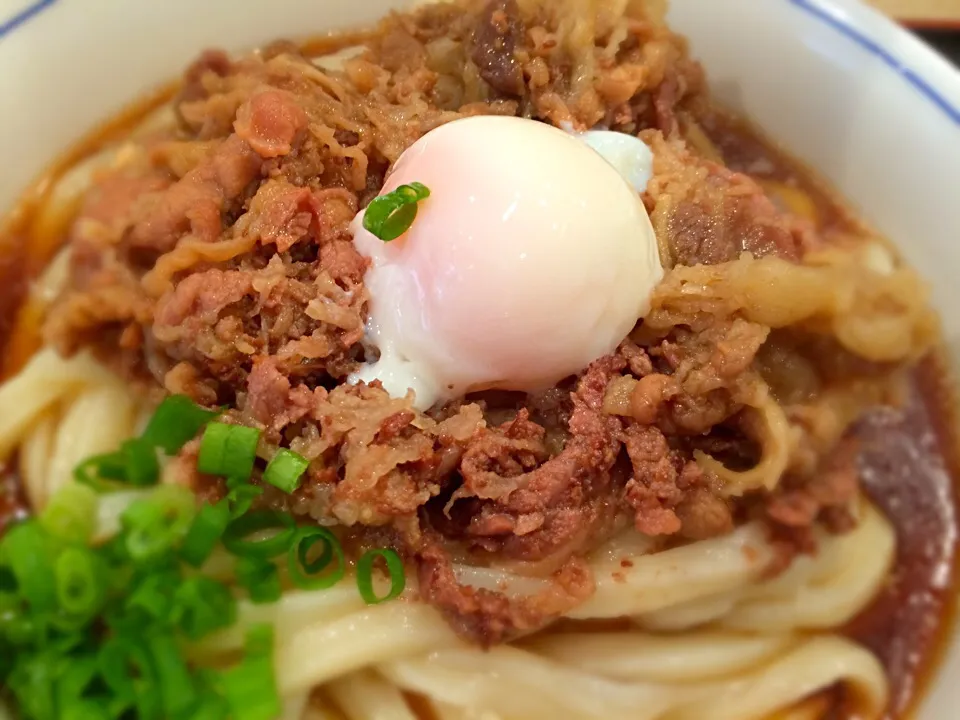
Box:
[0,62,957,720]
[699,112,960,720]
[696,108,861,236]
[0,82,176,381]
[848,357,960,720]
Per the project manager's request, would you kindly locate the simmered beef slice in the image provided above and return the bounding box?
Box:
[471,0,526,96]
[644,131,812,266]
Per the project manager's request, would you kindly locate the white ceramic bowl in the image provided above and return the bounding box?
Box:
[1,0,958,716]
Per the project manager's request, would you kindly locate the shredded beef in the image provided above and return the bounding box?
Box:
[177,49,234,109]
[128,134,263,257]
[233,89,309,158]
[644,131,808,267]
[42,0,875,646]
[455,357,624,562]
[674,485,735,541]
[766,438,859,530]
[245,357,315,433]
[417,535,594,646]
[471,0,526,96]
[242,180,320,252]
[622,425,684,535]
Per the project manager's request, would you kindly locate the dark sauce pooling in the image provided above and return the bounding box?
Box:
[850,362,959,719]
[700,111,960,720]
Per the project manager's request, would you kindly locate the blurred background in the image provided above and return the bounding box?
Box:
[868,0,960,63]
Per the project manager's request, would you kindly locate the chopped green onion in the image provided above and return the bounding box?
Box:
[219,624,280,720]
[73,452,127,492]
[2,411,343,720]
[0,521,58,612]
[362,182,431,241]
[98,636,161,719]
[7,652,58,720]
[226,485,263,519]
[55,547,104,619]
[356,548,406,605]
[245,622,273,657]
[173,577,236,640]
[263,449,310,494]
[120,438,161,487]
[60,702,111,720]
[46,611,87,639]
[40,482,98,544]
[126,568,180,622]
[287,527,345,591]
[0,566,17,621]
[235,557,282,605]
[181,501,231,568]
[221,511,295,559]
[73,438,159,492]
[147,631,198,716]
[0,565,15,594]
[142,395,220,454]
[97,636,143,699]
[120,485,197,563]
[1,613,48,647]
[55,654,99,711]
[198,422,260,482]
[186,691,230,720]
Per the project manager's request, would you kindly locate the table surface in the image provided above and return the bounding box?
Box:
[867,0,960,24]
[920,31,960,65]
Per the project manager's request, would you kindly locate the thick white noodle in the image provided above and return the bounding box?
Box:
[666,637,886,720]
[721,504,893,632]
[381,637,886,720]
[527,632,796,682]
[0,349,113,461]
[94,489,151,543]
[327,669,419,720]
[44,380,139,503]
[570,521,775,618]
[274,601,461,695]
[0,354,897,720]
[19,409,56,509]
[192,585,371,660]
[32,150,119,241]
[634,502,893,633]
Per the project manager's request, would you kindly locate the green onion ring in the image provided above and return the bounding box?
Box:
[356,548,405,604]
[362,182,431,242]
[221,511,296,559]
[286,527,345,591]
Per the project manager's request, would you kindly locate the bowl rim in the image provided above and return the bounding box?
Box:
[0,0,56,40]
[787,0,960,124]
[1,0,960,716]
[1,0,958,128]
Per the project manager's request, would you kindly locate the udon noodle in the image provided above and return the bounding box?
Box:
[0,0,950,719]
[0,345,892,719]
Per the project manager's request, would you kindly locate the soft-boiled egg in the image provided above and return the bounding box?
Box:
[350,115,662,410]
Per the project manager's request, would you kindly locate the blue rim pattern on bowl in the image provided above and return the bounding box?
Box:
[789,0,960,123]
[0,0,958,123]
[0,0,56,40]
